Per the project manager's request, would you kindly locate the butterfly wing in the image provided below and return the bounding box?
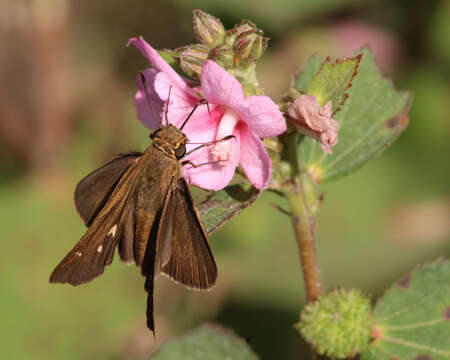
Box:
[138,176,175,333]
[50,159,139,285]
[118,159,173,267]
[158,178,217,289]
[75,152,142,226]
[142,177,216,332]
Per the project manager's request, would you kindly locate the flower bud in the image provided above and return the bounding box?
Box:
[234,29,268,63]
[193,9,225,48]
[226,19,258,45]
[179,44,210,79]
[209,44,235,68]
[287,94,339,154]
[296,288,373,359]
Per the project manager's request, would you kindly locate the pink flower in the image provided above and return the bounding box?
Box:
[287,95,339,154]
[128,37,286,190]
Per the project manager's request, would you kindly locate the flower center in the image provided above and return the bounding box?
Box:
[212,141,234,161]
[212,108,239,162]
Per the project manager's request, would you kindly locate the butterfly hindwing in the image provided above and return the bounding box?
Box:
[75,152,142,226]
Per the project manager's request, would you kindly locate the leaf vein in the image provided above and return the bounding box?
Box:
[382,336,449,356]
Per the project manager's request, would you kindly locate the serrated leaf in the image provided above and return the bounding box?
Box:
[151,323,258,360]
[361,259,450,360]
[199,183,260,235]
[306,55,361,113]
[296,47,411,182]
[293,54,325,92]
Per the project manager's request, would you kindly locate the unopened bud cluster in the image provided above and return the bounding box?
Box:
[177,9,268,82]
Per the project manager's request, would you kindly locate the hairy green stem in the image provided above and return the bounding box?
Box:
[280,132,322,302]
[286,176,322,301]
[279,132,325,359]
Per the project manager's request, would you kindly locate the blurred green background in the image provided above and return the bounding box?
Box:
[0,0,449,359]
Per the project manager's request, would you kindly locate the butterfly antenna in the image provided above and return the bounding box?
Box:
[180,98,209,130]
[164,86,173,127]
[138,72,159,125]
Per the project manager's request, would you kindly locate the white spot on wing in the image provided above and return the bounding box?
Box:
[76,251,82,257]
[108,224,118,237]
[97,245,103,253]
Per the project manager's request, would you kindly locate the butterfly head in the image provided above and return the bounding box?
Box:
[150,125,188,159]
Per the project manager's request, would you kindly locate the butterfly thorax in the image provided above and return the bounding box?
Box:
[150,125,189,159]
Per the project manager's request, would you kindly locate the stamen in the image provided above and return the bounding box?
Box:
[212,141,234,161]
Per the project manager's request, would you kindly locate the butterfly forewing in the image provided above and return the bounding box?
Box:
[142,177,217,331]
[158,178,217,289]
[153,176,175,274]
[50,161,138,285]
[117,202,136,264]
[75,152,142,226]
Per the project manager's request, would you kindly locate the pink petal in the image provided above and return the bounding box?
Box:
[200,60,244,108]
[154,72,199,127]
[236,95,286,138]
[135,69,164,129]
[183,132,240,191]
[323,101,333,117]
[128,37,197,98]
[238,125,272,189]
[182,106,219,152]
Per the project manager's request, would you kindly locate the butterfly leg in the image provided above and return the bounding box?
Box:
[184,135,235,157]
[181,159,228,169]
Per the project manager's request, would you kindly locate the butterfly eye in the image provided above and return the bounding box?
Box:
[175,144,186,159]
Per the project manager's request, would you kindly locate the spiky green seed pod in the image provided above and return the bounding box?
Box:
[296,288,373,359]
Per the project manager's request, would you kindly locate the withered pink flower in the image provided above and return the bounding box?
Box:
[287,94,339,154]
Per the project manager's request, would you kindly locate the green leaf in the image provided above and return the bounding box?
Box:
[151,323,258,360]
[296,47,412,182]
[306,55,361,112]
[293,54,325,93]
[199,183,260,235]
[361,259,450,360]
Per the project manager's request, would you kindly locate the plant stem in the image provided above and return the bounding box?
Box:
[280,132,323,302]
[286,173,322,302]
